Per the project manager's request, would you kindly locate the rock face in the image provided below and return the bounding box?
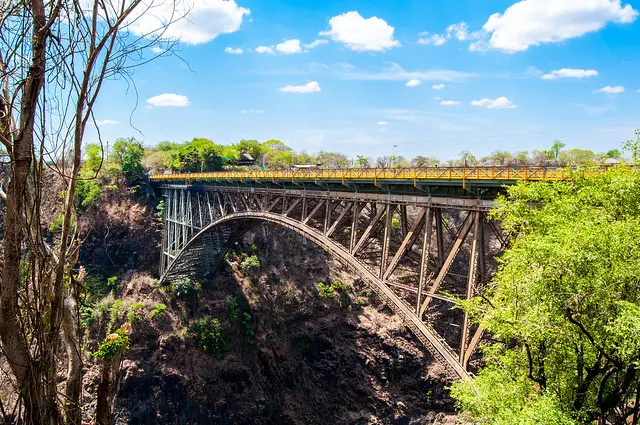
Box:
[86,224,458,425]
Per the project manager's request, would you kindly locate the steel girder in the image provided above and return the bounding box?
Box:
[159,185,506,380]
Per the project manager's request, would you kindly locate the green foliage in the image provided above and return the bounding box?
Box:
[127,302,145,324]
[76,176,101,210]
[94,328,130,360]
[451,165,640,424]
[241,312,254,342]
[49,214,64,233]
[80,306,99,327]
[175,277,198,300]
[623,129,640,163]
[149,303,167,320]
[187,317,232,359]
[227,296,241,325]
[107,300,124,333]
[84,143,104,173]
[156,199,165,222]
[240,255,260,274]
[316,280,351,308]
[391,216,400,231]
[111,137,145,183]
[227,296,255,341]
[170,138,223,172]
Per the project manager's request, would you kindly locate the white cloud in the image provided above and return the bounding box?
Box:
[304,39,328,49]
[96,119,119,126]
[377,121,389,126]
[446,22,482,41]
[406,79,421,87]
[146,94,190,107]
[417,33,447,46]
[471,97,516,109]
[276,39,303,54]
[594,85,625,94]
[440,100,462,106]
[126,0,250,45]
[151,46,165,54]
[541,68,599,80]
[255,45,275,54]
[279,81,321,93]
[225,47,244,55]
[241,109,265,114]
[478,0,638,53]
[432,84,445,90]
[337,62,476,82]
[320,11,400,51]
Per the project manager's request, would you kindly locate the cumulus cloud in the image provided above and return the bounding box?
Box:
[471,96,516,109]
[96,119,119,126]
[255,45,275,54]
[276,39,303,54]
[377,121,389,126]
[417,33,447,46]
[541,68,599,80]
[151,46,165,54]
[125,0,250,45]
[147,94,190,107]
[477,0,638,53]
[594,85,625,94]
[279,81,321,93]
[417,22,480,46]
[440,100,462,106]
[304,39,328,49]
[320,11,400,51]
[432,84,445,90]
[406,79,421,87]
[225,47,244,55]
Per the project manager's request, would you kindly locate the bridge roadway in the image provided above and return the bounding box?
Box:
[149,166,587,379]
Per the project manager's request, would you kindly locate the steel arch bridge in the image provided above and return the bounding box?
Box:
[152,176,516,382]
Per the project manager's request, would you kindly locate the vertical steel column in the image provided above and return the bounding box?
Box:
[349,202,360,253]
[435,209,445,266]
[302,196,308,222]
[379,203,394,279]
[400,205,408,236]
[172,189,178,255]
[459,211,480,365]
[324,199,331,235]
[416,208,433,314]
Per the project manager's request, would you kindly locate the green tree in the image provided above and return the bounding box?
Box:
[355,155,370,168]
[458,150,477,167]
[171,138,223,172]
[559,148,596,165]
[488,150,513,165]
[411,155,438,168]
[451,166,640,424]
[84,143,104,173]
[623,129,640,164]
[551,139,566,162]
[111,137,145,182]
[235,139,266,162]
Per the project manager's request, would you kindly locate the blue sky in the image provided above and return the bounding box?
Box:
[90,0,640,160]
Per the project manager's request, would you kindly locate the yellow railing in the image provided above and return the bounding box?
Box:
[149,166,608,184]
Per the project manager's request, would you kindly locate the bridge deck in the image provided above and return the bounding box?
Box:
[150,166,602,185]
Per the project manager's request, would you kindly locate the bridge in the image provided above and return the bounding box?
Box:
[149,166,586,380]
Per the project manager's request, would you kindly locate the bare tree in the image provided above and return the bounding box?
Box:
[0,1,182,424]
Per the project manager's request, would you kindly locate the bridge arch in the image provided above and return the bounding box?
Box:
[161,210,469,379]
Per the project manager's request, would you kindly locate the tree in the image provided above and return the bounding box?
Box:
[488,150,513,166]
[623,129,640,163]
[411,155,438,168]
[234,139,265,162]
[171,138,224,172]
[111,137,145,183]
[0,1,181,423]
[355,155,370,168]
[551,139,566,162]
[559,148,596,166]
[458,150,477,167]
[451,165,640,424]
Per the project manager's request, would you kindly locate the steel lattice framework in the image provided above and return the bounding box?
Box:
[156,183,509,380]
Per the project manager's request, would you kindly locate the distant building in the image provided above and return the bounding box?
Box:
[603,158,620,166]
[236,152,255,166]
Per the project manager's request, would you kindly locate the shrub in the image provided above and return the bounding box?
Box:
[156,199,165,222]
[81,306,99,327]
[316,280,351,308]
[175,277,198,300]
[149,303,167,320]
[127,302,145,324]
[241,312,255,342]
[49,214,64,233]
[240,255,260,274]
[94,327,130,360]
[107,300,124,333]
[187,317,231,359]
[76,177,101,210]
[227,296,241,325]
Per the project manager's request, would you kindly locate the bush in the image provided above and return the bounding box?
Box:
[149,303,167,320]
[317,280,351,308]
[76,177,101,210]
[49,214,64,233]
[227,296,241,325]
[127,302,145,324]
[107,300,124,333]
[240,255,260,274]
[94,327,130,360]
[187,317,231,359]
[156,200,165,222]
[175,277,198,299]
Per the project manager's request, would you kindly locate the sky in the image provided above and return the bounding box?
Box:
[89,0,640,160]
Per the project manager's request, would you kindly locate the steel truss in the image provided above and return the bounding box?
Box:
[159,185,507,379]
